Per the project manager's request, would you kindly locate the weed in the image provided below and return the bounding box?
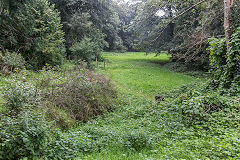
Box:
[0,110,51,159]
[45,67,117,122]
[2,80,40,113]
[0,50,25,75]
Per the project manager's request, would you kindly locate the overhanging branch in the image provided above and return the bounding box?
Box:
[150,0,209,44]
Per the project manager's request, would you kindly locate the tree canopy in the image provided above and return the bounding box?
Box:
[0,0,239,73]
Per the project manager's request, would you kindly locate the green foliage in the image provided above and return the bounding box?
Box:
[208,28,240,91]
[0,64,118,159]
[164,62,209,78]
[78,53,239,159]
[208,38,228,86]
[2,80,39,113]
[21,0,65,69]
[70,36,105,64]
[0,111,51,159]
[0,50,25,69]
[130,0,226,69]
[46,131,81,159]
[175,89,239,127]
[0,0,65,69]
[123,130,152,151]
[0,50,25,75]
[163,83,240,159]
[0,52,239,159]
[51,0,129,53]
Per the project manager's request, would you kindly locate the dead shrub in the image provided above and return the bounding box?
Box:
[40,101,76,130]
[45,69,117,122]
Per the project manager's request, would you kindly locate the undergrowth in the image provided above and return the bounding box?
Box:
[0,53,239,159]
[0,63,117,159]
[45,68,117,122]
[75,82,240,159]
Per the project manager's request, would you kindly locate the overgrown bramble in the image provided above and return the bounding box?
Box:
[45,68,117,122]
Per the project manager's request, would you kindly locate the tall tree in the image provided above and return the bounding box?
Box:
[0,0,65,69]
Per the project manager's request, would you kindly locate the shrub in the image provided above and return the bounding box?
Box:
[0,50,25,75]
[46,131,80,159]
[164,62,208,77]
[36,64,65,89]
[0,50,25,69]
[41,102,76,130]
[123,130,153,151]
[0,111,51,159]
[70,37,101,64]
[155,83,240,158]
[70,29,108,65]
[2,80,40,113]
[179,92,238,126]
[46,128,110,158]
[164,83,240,134]
[46,67,117,122]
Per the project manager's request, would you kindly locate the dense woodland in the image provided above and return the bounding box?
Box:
[0,0,240,159]
[1,0,240,69]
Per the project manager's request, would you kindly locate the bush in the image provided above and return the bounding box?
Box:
[36,64,65,89]
[42,102,76,130]
[46,67,117,122]
[0,109,84,159]
[0,50,25,75]
[2,80,40,113]
[0,50,25,69]
[70,37,102,64]
[163,83,240,137]
[46,131,80,159]
[155,83,240,158]
[0,111,51,159]
[164,62,208,77]
[178,92,239,127]
[123,130,153,151]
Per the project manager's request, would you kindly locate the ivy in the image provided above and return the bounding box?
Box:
[207,27,240,92]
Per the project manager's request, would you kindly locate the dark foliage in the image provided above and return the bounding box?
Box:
[0,0,65,69]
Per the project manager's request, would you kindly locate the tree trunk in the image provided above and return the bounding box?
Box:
[224,0,234,48]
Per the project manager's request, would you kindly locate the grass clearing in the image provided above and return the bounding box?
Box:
[74,52,212,159]
[100,52,199,99]
[79,52,239,159]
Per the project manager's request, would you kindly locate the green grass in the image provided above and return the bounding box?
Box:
[77,51,238,159]
[1,52,237,159]
[100,52,199,99]
[0,53,238,159]
[75,52,208,159]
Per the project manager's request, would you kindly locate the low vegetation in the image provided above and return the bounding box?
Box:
[0,62,117,159]
[0,52,239,159]
[0,0,239,159]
